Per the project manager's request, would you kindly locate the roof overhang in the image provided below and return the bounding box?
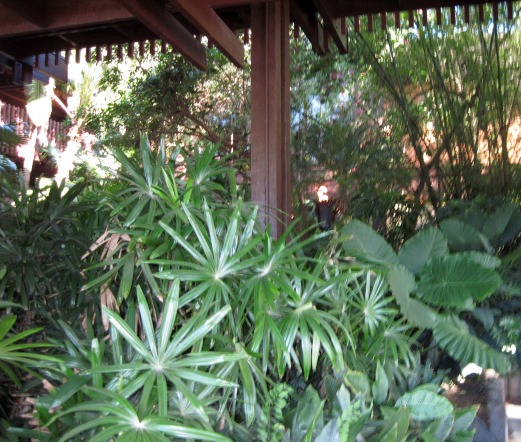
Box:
[0,0,515,73]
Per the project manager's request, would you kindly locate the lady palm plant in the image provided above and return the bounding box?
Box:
[35,134,478,440]
[40,281,244,441]
[0,175,98,318]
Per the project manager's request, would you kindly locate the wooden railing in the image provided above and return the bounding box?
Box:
[0,100,66,155]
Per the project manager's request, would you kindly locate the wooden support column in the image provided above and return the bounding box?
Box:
[250,0,291,238]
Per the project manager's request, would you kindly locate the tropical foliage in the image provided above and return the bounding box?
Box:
[0,135,514,441]
[2,6,521,440]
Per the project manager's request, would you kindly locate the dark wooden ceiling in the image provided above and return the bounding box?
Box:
[0,0,516,73]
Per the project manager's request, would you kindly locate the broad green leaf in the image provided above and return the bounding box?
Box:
[372,362,389,405]
[471,308,495,331]
[348,409,371,441]
[44,374,90,409]
[334,384,351,413]
[449,430,476,442]
[424,413,454,441]
[118,251,135,300]
[345,371,371,397]
[421,431,440,442]
[315,420,340,442]
[395,388,453,421]
[398,227,448,275]
[377,422,399,442]
[433,315,511,374]
[0,264,6,280]
[388,265,436,328]
[452,405,478,433]
[292,386,324,442]
[458,251,501,269]
[482,204,521,248]
[377,406,410,442]
[0,314,16,340]
[439,219,484,252]
[341,220,398,266]
[238,356,256,426]
[417,255,502,308]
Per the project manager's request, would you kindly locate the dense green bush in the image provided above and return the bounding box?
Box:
[0,136,507,441]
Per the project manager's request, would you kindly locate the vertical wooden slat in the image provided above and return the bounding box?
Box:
[478,4,484,22]
[161,40,167,53]
[85,47,92,63]
[149,40,156,55]
[107,44,113,61]
[35,55,40,68]
[395,11,401,28]
[450,6,456,25]
[341,17,346,34]
[508,1,513,20]
[409,10,414,28]
[128,42,134,58]
[244,29,250,45]
[96,45,102,62]
[436,8,441,26]
[367,14,373,31]
[44,53,49,67]
[293,23,299,39]
[65,49,70,64]
[76,48,81,64]
[381,12,387,30]
[139,41,145,57]
[117,44,123,60]
[493,3,499,22]
[54,51,60,65]
[354,15,360,32]
[422,8,428,26]
[464,4,470,23]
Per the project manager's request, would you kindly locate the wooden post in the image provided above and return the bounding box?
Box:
[250,0,291,238]
[486,369,508,442]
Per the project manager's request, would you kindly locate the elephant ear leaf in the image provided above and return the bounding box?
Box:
[388,265,436,328]
[482,203,521,249]
[439,219,486,252]
[433,315,511,374]
[395,387,453,421]
[398,227,448,275]
[417,254,502,308]
[341,220,398,267]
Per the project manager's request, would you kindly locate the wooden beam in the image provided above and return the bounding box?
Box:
[290,0,326,54]
[0,0,133,37]
[312,0,347,53]
[335,0,505,18]
[169,0,244,67]
[114,0,206,69]
[0,0,48,28]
